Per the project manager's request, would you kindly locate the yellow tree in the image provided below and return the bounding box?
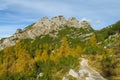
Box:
[74,45,83,56]
[12,49,33,72]
[2,46,15,75]
[59,37,71,57]
[41,49,48,62]
[50,53,58,63]
[34,49,42,62]
[89,33,97,46]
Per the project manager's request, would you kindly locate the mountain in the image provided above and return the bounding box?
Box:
[0,16,119,80]
[0,16,92,50]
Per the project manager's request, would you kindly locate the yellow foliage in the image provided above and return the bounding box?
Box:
[50,53,58,63]
[75,45,83,54]
[42,49,48,62]
[59,37,72,56]
[11,49,33,72]
[34,49,42,62]
[89,34,97,46]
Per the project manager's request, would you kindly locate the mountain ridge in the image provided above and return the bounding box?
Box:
[0,16,92,50]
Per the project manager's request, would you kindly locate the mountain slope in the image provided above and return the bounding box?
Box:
[95,20,120,42]
[0,16,119,80]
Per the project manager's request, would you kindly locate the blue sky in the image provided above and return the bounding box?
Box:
[0,0,120,39]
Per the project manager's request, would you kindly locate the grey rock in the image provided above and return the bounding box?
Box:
[0,16,91,50]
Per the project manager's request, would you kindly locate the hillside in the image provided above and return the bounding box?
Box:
[0,16,92,50]
[0,16,119,80]
[95,21,120,42]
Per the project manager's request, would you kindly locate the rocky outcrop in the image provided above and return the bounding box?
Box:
[0,37,16,50]
[0,16,91,50]
[63,58,106,80]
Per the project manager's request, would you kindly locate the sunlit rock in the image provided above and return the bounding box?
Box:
[69,69,79,78]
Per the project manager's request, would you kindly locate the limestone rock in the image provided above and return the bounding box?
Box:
[79,20,91,29]
[62,76,68,80]
[69,69,79,78]
[67,17,79,28]
[37,72,43,79]
[15,28,22,34]
[63,58,106,80]
[0,16,91,50]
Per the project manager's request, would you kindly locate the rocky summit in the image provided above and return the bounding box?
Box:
[0,16,91,50]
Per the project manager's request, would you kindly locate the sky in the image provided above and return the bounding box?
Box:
[0,0,120,39]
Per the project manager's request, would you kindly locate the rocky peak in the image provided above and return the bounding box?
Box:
[0,16,91,50]
[79,20,91,28]
[15,28,22,34]
[67,17,79,28]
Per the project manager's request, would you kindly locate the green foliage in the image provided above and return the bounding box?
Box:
[95,21,120,41]
[102,54,112,62]
[101,54,115,77]
[85,46,97,54]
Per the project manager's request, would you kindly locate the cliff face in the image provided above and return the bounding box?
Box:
[0,16,91,50]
